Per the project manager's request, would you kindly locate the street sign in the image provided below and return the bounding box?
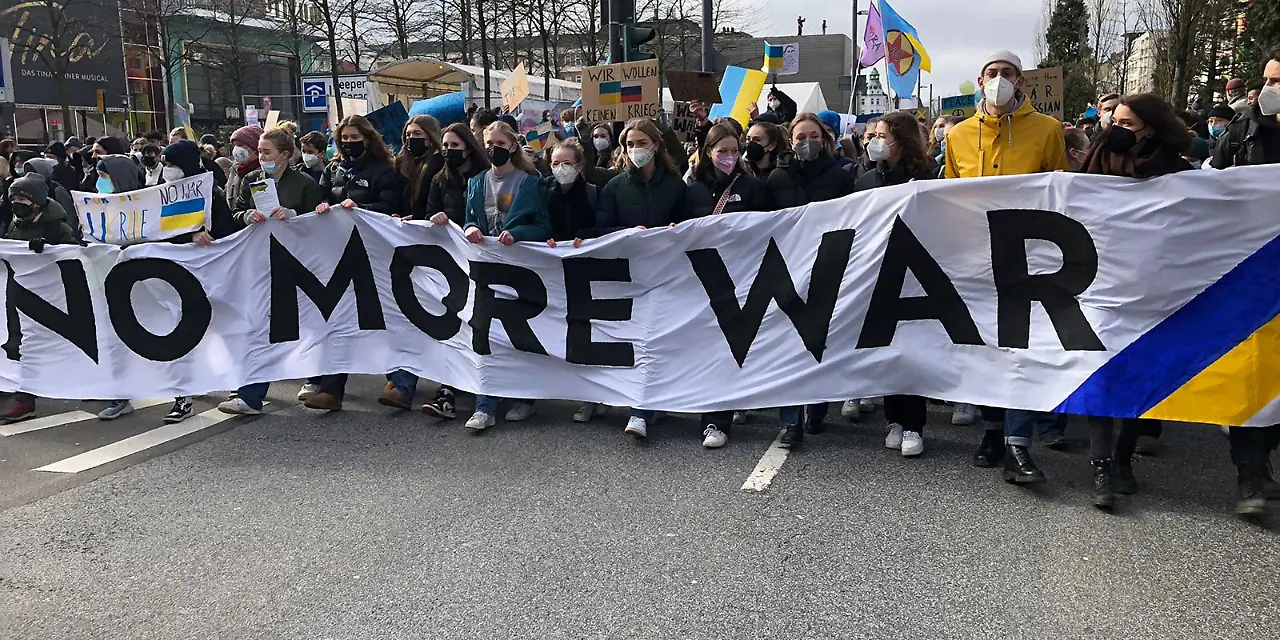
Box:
[302,79,327,112]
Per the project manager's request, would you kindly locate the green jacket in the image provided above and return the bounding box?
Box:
[233,165,326,223]
[5,199,78,244]
[586,164,687,237]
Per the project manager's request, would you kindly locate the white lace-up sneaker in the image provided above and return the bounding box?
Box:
[466,411,495,430]
[702,425,728,449]
[901,430,924,457]
[624,416,648,438]
[885,423,904,450]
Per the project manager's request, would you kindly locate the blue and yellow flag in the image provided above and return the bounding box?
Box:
[763,43,784,73]
[879,0,931,100]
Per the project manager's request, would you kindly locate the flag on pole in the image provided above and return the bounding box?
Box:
[763,43,784,73]
[859,1,885,66]
[174,103,197,141]
[880,0,932,100]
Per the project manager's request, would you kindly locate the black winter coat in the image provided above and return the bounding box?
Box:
[854,157,937,191]
[685,169,770,219]
[401,152,445,219]
[766,153,858,208]
[424,164,483,224]
[545,175,599,241]
[1212,105,1280,168]
[319,154,406,215]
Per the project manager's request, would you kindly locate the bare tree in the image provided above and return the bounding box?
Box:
[365,0,426,60]
[1135,0,1213,110]
[0,0,120,134]
[1086,0,1122,92]
[308,0,347,118]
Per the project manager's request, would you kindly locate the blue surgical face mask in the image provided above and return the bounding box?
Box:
[1209,123,1226,138]
[260,160,278,175]
[96,177,115,194]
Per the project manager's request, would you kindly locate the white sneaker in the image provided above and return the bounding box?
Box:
[840,400,860,420]
[217,397,262,415]
[466,411,495,430]
[505,401,536,422]
[732,411,747,425]
[901,430,924,457]
[885,423,903,450]
[97,400,134,421]
[296,383,321,402]
[573,403,597,423]
[951,403,978,426]
[624,416,648,438]
[702,425,728,448]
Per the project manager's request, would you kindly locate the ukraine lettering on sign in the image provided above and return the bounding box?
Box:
[71,174,213,245]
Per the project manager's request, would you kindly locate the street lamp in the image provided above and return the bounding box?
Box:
[849,8,869,114]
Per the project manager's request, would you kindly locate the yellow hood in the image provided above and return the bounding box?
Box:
[944,97,1069,178]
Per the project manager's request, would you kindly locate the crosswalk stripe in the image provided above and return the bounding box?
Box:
[0,398,173,437]
[33,408,240,474]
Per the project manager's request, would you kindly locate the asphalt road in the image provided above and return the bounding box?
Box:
[1,375,1277,639]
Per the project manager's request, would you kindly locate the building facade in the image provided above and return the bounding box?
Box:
[856,69,890,115]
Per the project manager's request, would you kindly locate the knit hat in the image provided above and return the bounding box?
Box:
[162,140,204,177]
[498,114,519,131]
[1226,78,1245,91]
[8,173,49,206]
[63,136,83,150]
[981,50,1023,74]
[816,110,842,136]
[1208,103,1234,120]
[199,133,218,146]
[44,141,66,158]
[230,125,264,150]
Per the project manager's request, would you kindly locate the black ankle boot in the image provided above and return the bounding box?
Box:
[1237,464,1269,518]
[1264,460,1280,500]
[972,430,1004,468]
[1001,444,1046,484]
[1112,456,1137,495]
[1091,459,1115,510]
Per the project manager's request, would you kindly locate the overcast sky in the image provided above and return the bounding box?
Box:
[752,0,1044,102]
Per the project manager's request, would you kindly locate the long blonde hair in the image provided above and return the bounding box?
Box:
[619,118,678,175]
[484,121,537,175]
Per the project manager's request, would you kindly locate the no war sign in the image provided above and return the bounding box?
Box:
[3,167,1279,426]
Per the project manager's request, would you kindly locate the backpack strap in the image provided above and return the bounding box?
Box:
[711,175,740,215]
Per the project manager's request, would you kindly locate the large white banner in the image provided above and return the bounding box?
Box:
[6,167,1280,425]
[72,174,213,245]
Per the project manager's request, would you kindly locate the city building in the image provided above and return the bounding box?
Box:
[856,69,890,115]
[1121,31,1162,96]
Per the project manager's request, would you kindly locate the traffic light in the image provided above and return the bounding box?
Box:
[623,24,656,62]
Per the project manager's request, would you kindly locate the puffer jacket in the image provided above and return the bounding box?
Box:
[4,199,77,244]
[944,97,1069,177]
[685,168,771,219]
[766,152,858,208]
[424,164,483,224]
[319,153,406,215]
[587,163,687,236]
[854,157,938,191]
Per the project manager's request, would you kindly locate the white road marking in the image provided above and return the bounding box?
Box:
[34,408,240,474]
[740,431,791,492]
[0,411,98,437]
[0,398,173,437]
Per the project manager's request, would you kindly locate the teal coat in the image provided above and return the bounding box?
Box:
[463,169,552,242]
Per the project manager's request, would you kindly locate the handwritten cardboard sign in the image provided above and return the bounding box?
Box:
[1024,67,1064,120]
[580,60,661,123]
[500,62,530,113]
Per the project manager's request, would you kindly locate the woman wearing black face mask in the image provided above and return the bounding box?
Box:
[1075,92,1191,512]
[414,123,493,421]
[743,121,787,177]
[316,114,406,217]
[395,115,445,220]
[305,116,407,413]
[141,144,164,186]
[765,112,857,449]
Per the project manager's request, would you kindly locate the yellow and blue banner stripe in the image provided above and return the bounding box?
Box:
[1056,234,1280,425]
[707,65,768,128]
[764,43,784,73]
[159,196,208,233]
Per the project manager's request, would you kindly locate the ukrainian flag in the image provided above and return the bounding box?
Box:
[159,196,208,233]
[599,81,622,106]
[707,65,768,128]
[763,43,784,73]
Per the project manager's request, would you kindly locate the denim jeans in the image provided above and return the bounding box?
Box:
[476,396,535,415]
[237,382,270,410]
[631,408,656,422]
[778,403,828,427]
[318,374,348,400]
[981,407,1062,447]
[387,369,418,403]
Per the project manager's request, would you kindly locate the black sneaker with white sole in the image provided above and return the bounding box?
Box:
[164,397,195,424]
[421,388,457,419]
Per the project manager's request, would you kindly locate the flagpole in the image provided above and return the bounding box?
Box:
[849,0,858,115]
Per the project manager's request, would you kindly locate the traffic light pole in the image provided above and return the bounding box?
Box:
[701,0,712,72]
[608,0,624,63]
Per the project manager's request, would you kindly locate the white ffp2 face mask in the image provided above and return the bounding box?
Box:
[1259,85,1280,117]
[628,148,653,168]
[983,75,1015,107]
[867,138,891,162]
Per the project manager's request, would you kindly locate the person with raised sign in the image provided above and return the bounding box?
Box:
[459,120,552,432]
[418,123,492,422]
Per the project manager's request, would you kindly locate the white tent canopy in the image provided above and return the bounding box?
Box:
[367,57,581,105]
[661,81,828,115]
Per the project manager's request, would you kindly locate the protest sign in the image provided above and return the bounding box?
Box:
[580,60,660,123]
[18,167,1280,428]
[526,122,556,153]
[365,101,410,153]
[1024,67,1064,120]
[666,70,721,104]
[501,62,530,113]
[777,42,800,75]
[71,174,213,245]
[264,110,281,130]
[939,93,977,117]
[670,102,699,145]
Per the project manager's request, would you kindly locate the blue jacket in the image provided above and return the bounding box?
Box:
[463,169,552,242]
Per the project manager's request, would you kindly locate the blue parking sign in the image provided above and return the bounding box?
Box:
[302,79,327,112]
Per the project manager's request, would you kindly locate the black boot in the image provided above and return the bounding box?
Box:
[1091,459,1115,510]
[1001,444,1047,484]
[779,424,804,449]
[972,430,1004,468]
[1264,459,1280,500]
[1112,456,1138,495]
[1237,464,1269,518]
